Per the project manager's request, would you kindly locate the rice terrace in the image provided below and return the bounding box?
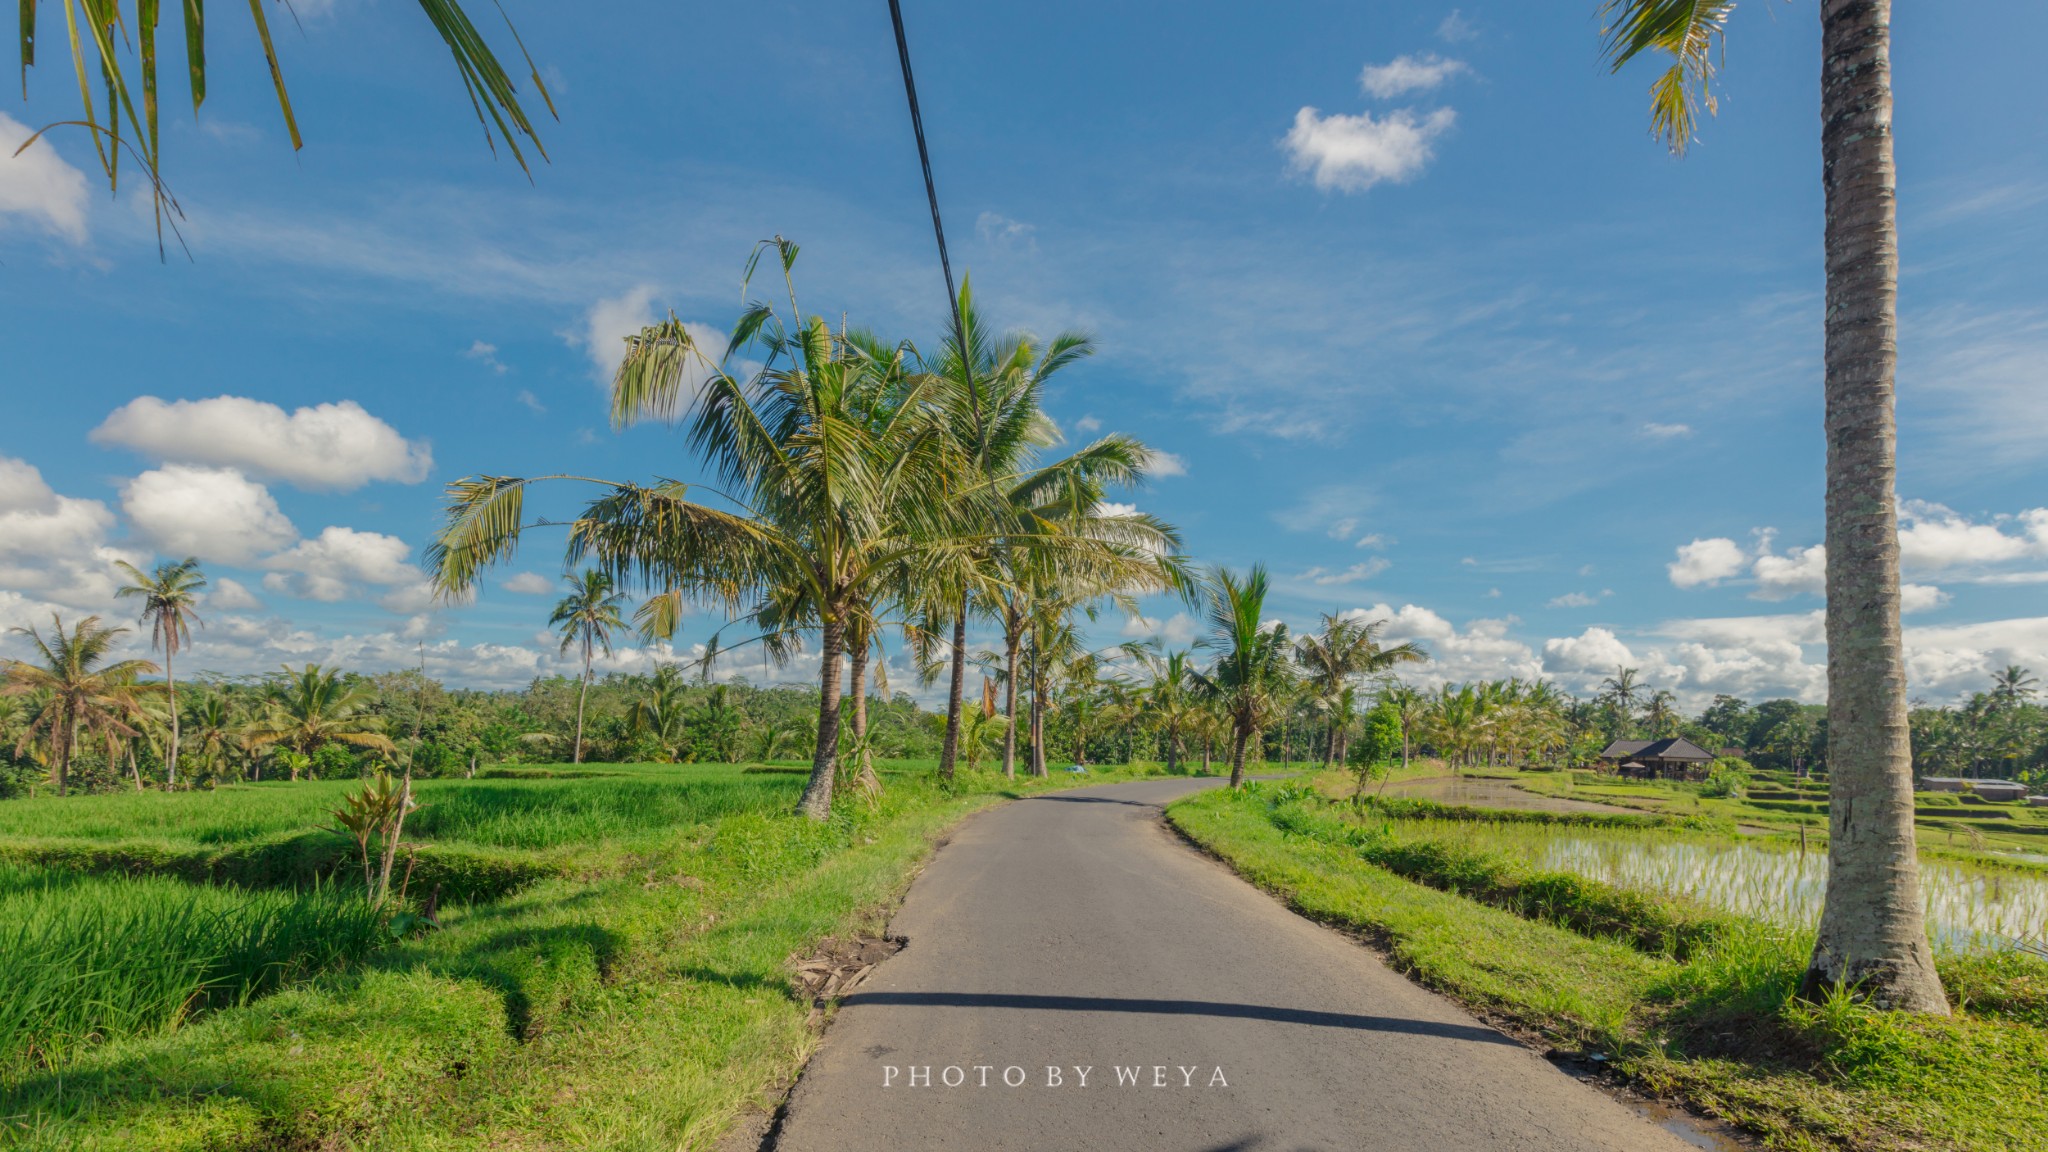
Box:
[3,1,2047,1150]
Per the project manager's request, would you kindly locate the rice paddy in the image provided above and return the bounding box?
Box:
[0,864,385,1077]
[1383,817,2048,954]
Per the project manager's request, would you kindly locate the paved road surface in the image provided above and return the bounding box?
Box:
[772,777,1699,1152]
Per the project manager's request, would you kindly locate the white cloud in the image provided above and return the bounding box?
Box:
[465,340,508,374]
[1122,611,1198,648]
[1900,583,1950,614]
[572,286,732,400]
[1437,10,1477,42]
[1897,500,2048,570]
[1284,106,1457,193]
[0,458,137,610]
[121,466,297,564]
[502,572,557,595]
[1094,502,1140,519]
[1640,421,1693,439]
[1543,627,1635,675]
[208,578,264,611]
[263,526,425,607]
[517,389,546,413]
[1301,560,1390,586]
[1668,537,1746,588]
[1145,449,1187,478]
[1358,54,1470,99]
[1547,591,1607,608]
[1073,415,1102,434]
[1341,603,1542,686]
[0,113,89,244]
[976,212,1034,245]
[1751,542,1827,600]
[92,396,432,491]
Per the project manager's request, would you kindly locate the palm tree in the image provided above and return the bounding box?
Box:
[1136,648,1202,774]
[924,282,1179,779]
[114,557,205,787]
[1383,683,1426,770]
[627,665,692,762]
[1991,665,2038,709]
[184,693,241,785]
[2,615,160,795]
[1294,613,1428,769]
[1192,566,1292,789]
[1603,0,1946,1013]
[1644,689,1679,739]
[550,570,628,765]
[433,242,983,820]
[1598,666,1642,735]
[242,665,397,774]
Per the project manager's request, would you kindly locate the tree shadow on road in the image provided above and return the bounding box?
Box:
[836,991,1519,1045]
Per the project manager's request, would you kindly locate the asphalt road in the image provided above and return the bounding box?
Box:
[771,777,1701,1152]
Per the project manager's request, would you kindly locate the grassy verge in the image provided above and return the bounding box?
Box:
[1168,783,2048,1152]
[0,761,1190,1150]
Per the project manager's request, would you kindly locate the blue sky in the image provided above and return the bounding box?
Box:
[3,0,2046,706]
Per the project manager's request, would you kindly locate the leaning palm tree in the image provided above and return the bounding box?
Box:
[550,570,628,765]
[242,665,397,775]
[2,616,160,795]
[1603,0,1946,1012]
[115,557,205,787]
[1191,566,1292,789]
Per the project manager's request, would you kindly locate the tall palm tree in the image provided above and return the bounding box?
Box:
[1383,683,1426,770]
[924,281,1179,779]
[1192,566,1292,789]
[115,557,206,787]
[433,242,986,819]
[628,665,692,762]
[550,570,628,764]
[1991,665,2037,709]
[1644,689,1679,739]
[184,693,241,785]
[242,665,398,775]
[2,615,160,795]
[1294,613,1428,769]
[1603,0,1946,1012]
[1598,666,1642,735]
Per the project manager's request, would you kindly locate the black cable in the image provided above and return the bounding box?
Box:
[885,0,979,427]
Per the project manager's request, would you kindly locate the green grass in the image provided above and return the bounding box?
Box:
[1171,783,2048,1152]
[0,760,1190,1150]
[0,866,386,1080]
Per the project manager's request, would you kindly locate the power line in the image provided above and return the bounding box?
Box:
[885,0,978,425]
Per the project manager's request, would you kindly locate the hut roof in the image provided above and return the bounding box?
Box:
[1635,737,1714,762]
[1598,740,1654,760]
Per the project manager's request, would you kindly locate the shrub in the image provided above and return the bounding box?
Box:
[1699,757,1753,799]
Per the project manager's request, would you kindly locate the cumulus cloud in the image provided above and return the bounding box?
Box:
[502,572,556,595]
[1122,611,1198,648]
[1901,583,1950,614]
[121,466,297,564]
[0,458,132,607]
[263,526,426,607]
[93,396,431,490]
[1340,603,1542,686]
[1897,500,2048,570]
[1072,415,1102,434]
[572,285,730,396]
[1358,54,1469,99]
[1543,626,1635,675]
[208,577,265,611]
[1668,537,1747,588]
[1284,106,1456,193]
[1437,10,1477,42]
[0,114,89,244]
[1146,449,1188,478]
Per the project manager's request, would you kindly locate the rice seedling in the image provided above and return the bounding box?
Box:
[0,865,385,1076]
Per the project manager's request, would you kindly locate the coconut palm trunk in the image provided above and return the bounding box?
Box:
[797,615,847,819]
[1228,730,1249,790]
[937,602,968,780]
[849,638,869,744]
[1002,620,1020,779]
[1803,0,1947,1013]
[164,649,179,787]
[573,646,592,765]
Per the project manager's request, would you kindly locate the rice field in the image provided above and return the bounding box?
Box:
[1388,818,2048,953]
[0,865,386,1077]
